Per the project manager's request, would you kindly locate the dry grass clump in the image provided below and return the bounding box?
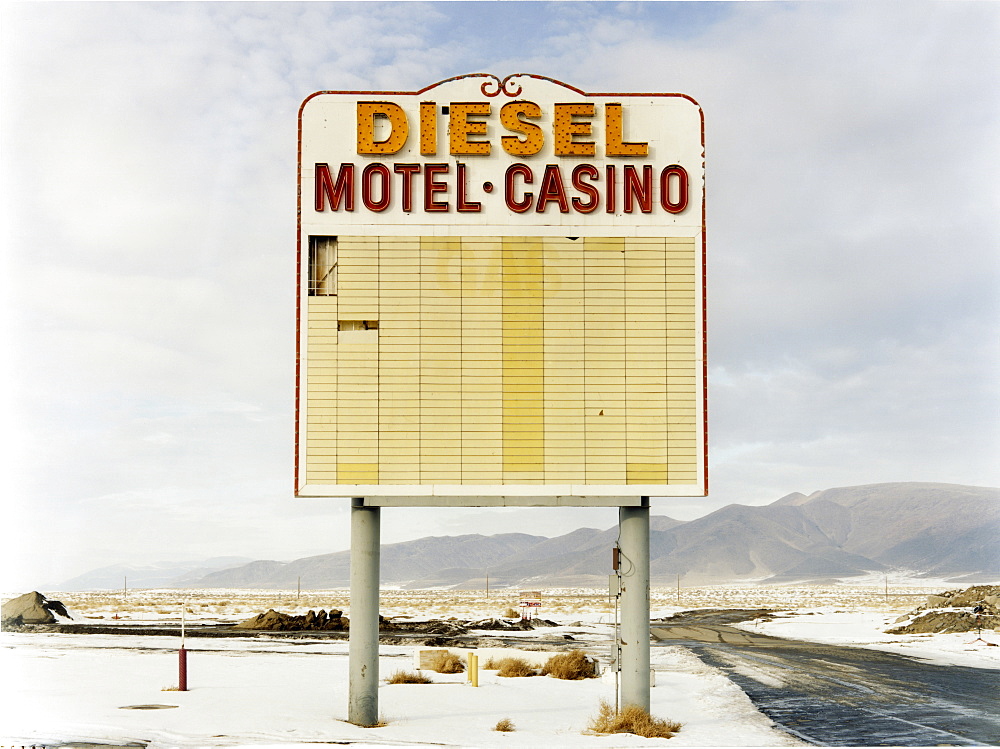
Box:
[386,670,432,684]
[494,717,515,732]
[481,657,500,670]
[541,650,597,680]
[503,607,519,618]
[496,657,537,678]
[426,651,465,674]
[587,700,681,739]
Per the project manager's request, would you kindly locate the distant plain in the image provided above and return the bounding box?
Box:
[49,584,942,625]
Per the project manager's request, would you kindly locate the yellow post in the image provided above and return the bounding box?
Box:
[469,653,479,687]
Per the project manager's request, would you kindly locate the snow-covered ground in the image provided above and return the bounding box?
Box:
[2,584,996,747]
[1,631,799,748]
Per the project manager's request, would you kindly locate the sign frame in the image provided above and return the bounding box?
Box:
[296,73,707,505]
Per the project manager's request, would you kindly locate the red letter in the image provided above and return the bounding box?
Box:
[571,164,599,213]
[456,163,481,212]
[623,165,653,214]
[394,164,420,212]
[536,165,569,213]
[660,165,689,213]
[424,163,450,212]
[505,164,533,213]
[362,163,391,212]
[315,163,354,212]
[605,165,616,214]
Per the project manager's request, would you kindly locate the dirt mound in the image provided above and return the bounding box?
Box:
[468,617,559,631]
[232,610,557,635]
[234,608,349,631]
[886,585,1000,635]
[234,609,475,635]
[399,620,468,636]
[2,591,72,628]
[943,585,1000,609]
[888,610,997,635]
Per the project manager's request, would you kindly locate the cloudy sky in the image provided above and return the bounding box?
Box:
[2,1,998,589]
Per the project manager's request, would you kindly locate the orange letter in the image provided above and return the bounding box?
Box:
[553,103,595,156]
[420,101,437,156]
[605,103,648,157]
[500,101,543,156]
[450,102,491,156]
[357,102,408,155]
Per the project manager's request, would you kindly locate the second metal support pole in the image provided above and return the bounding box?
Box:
[619,498,650,712]
[349,498,380,727]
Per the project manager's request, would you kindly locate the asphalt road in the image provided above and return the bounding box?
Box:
[653,623,1000,746]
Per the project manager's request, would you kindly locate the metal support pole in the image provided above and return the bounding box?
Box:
[349,498,380,726]
[619,498,650,712]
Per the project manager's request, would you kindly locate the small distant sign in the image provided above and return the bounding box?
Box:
[519,590,542,619]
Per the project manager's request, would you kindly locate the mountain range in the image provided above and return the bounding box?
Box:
[59,483,999,590]
[53,557,254,592]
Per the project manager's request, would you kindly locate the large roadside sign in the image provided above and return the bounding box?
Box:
[296,74,706,505]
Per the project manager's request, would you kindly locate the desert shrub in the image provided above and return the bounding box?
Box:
[494,717,515,732]
[481,657,500,670]
[426,651,465,674]
[541,650,597,680]
[587,700,681,739]
[503,607,519,618]
[496,657,537,678]
[387,670,432,684]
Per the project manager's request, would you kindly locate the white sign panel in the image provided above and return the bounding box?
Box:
[296,74,706,505]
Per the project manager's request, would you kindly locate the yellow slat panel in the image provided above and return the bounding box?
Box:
[337,463,379,481]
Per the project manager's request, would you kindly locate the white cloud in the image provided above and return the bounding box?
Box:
[2,1,997,588]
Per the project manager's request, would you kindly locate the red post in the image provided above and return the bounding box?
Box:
[178,647,188,691]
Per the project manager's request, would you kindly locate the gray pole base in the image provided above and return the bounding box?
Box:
[348,499,380,726]
[619,498,650,712]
